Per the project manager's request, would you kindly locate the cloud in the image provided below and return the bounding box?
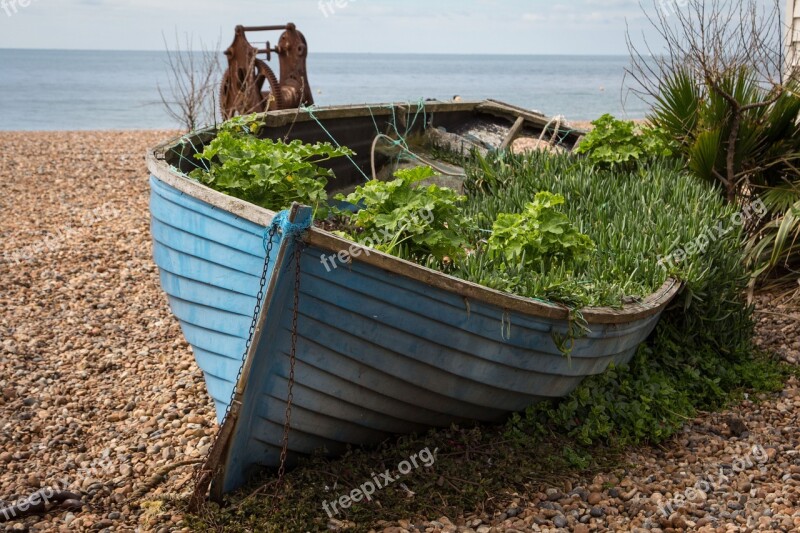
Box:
[0,0,659,54]
[522,1,645,27]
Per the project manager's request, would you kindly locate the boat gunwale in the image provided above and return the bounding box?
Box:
[146,101,681,326]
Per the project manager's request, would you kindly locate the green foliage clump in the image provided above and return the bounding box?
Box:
[188,116,353,218]
[575,113,674,168]
[454,152,722,307]
[486,192,595,267]
[335,166,471,264]
[455,150,788,444]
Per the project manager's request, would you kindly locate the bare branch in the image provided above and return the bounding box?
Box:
[158,31,222,131]
[626,0,789,201]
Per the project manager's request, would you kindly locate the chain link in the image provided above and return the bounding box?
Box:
[189,224,278,507]
[189,222,305,512]
[270,241,304,510]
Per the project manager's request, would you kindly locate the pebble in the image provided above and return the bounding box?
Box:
[381,319,800,532]
[0,131,205,531]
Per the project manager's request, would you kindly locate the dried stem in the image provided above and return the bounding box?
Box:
[158,31,222,131]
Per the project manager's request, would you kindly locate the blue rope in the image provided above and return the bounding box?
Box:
[170,135,210,175]
[263,209,312,251]
[301,104,371,182]
[369,99,429,171]
[404,99,428,138]
[367,103,380,134]
[301,99,429,184]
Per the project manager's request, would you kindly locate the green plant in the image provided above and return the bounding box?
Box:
[486,192,594,267]
[451,149,789,444]
[746,196,800,283]
[575,114,674,168]
[651,68,800,195]
[184,147,792,533]
[189,116,353,218]
[649,67,800,283]
[453,151,736,308]
[335,166,471,263]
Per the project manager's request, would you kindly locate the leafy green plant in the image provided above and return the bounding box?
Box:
[649,66,800,282]
[336,166,471,263]
[452,151,734,308]
[746,195,800,283]
[188,116,353,218]
[486,192,595,267]
[575,114,674,168]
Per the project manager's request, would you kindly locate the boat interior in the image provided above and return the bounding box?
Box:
[162,100,585,202]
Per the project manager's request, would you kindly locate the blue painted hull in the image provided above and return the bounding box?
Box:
[149,175,677,495]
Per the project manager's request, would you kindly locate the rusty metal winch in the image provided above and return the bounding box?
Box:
[220,23,314,120]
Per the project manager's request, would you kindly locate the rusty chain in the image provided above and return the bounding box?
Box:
[188,224,278,510]
[269,241,304,512]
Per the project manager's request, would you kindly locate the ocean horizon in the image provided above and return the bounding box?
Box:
[0,49,649,131]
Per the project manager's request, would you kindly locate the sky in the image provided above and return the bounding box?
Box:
[0,0,666,55]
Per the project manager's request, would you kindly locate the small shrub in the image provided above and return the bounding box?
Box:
[575,114,674,168]
[189,115,353,218]
[486,192,595,267]
[335,166,471,264]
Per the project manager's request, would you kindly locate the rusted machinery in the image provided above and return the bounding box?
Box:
[220,23,314,120]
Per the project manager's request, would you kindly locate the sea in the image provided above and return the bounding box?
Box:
[0,49,649,131]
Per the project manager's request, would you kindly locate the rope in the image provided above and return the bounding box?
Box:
[370,134,465,180]
[537,115,564,145]
[267,209,312,249]
[301,105,371,182]
[170,134,211,175]
[364,100,469,181]
[130,460,203,503]
[303,99,433,184]
[388,99,428,144]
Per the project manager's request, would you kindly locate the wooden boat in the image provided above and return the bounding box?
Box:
[146,100,681,497]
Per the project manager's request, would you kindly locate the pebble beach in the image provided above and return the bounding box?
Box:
[1,130,799,532]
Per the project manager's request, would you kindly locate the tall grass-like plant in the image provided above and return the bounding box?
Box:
[646,68,800,283]
[625,0,800,285]
[454,151,739,308]
[468,152,785,446]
